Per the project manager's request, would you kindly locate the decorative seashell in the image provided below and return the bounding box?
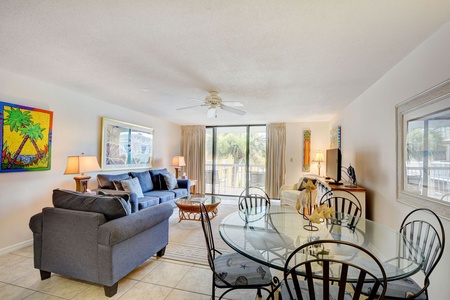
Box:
[226,258,233,267]
[235,276,248,285]
[257,266,266,279]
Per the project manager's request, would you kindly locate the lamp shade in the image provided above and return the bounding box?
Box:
[171,156,186,167]
[313,151,324,162]
[64,154,101,175]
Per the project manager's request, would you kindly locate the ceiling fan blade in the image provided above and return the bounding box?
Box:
[222,101,244,107]
[177,104,205,110]
[221,105,246,116]
[207,107,217,118]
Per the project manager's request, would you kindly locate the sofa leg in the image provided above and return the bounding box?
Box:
[104,283,118,297]
[157,246,166,257]
[40,270,51,280]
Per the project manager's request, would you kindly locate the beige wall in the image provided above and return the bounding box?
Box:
[0,70,181,254]
[333,22,450,299]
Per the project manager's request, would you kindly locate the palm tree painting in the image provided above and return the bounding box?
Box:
[1,101,53,172]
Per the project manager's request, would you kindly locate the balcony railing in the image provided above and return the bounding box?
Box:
[205,163,266,195]
[405,162,450,202]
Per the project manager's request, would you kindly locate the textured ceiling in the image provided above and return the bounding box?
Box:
[0,1,449,125]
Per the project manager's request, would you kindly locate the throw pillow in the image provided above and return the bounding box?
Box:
[112,176,131,190]
[129,171,153,192]
[121,177,144,198]
[149,168,169,190]
[162,172,178,190]
[97,173,131,189]
[298,177,317,191]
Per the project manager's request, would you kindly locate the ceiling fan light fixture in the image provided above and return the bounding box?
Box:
[207,107,217,118]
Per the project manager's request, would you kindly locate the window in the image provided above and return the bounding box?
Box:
[397,79,450,219]
[205,125,266,196]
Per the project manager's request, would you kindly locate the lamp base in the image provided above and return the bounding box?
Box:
[174,168,180,179]
[73,175,91,193]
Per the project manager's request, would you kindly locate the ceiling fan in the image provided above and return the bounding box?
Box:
[177,91,246,118]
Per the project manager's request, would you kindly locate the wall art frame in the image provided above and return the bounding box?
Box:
[101,117,154,170]
[1,101,53,172]
[330,125,341,149]
[303,130,311,172]
[396,79,450,220]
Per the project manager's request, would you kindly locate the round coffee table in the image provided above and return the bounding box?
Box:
[174,196,221,222]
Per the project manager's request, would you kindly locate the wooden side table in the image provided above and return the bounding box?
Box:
[189,179,197,195]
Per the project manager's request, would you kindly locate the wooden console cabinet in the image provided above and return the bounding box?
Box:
[326,182,367,218]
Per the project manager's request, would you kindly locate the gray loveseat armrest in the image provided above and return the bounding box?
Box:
[98,202,173,246]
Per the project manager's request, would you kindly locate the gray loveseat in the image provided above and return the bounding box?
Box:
[96,168,191,211]
[29,189,173,297]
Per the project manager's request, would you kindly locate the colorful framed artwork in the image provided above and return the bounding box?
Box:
[330,125,341,149]
[1,101,53,172]
[101,117,154,170]
[303,130,311,172]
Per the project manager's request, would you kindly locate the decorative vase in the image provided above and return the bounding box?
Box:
[298,191,318,231]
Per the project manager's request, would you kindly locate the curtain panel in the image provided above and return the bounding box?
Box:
[181,125,206,194]
[265,123,286,198]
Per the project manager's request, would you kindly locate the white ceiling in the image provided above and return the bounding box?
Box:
[1,1,449,126]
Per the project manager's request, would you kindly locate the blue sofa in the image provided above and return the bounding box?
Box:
[95,168,191,211]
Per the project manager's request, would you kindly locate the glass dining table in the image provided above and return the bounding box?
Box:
[219,205,424,282]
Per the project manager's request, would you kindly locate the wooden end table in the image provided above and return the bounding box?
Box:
[174,196,221,222]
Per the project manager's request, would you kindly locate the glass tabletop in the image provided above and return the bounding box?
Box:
[219,205,424,281]
[175,195,221,206]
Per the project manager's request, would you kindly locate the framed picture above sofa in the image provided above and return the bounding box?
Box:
[101,117,154,170]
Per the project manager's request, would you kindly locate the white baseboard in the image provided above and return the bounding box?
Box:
[0,239,32,256]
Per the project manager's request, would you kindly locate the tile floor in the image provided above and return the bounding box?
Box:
[0,245,272,300]
[0,197,275,300]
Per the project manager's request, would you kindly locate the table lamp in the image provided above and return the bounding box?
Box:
[313,151,325,176]
[64,153,101,192]
[171,156,186,179]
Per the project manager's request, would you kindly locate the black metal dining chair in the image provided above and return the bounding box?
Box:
[267,240,387,300]
[361,208,445,299]
[199,203,273,299]
[238,186,271,214]
[319,190,362,230]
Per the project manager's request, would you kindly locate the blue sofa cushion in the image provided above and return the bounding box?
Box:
[52,189,130,220]
[143,190,175,203]
[149,169,169,190]
[138,196,160,210]
[97,173,130,189]
[129,171,153,192]
[169,188,188,199]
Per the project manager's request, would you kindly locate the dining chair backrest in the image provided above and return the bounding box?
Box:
[284,240,387,300]
[199,203,218,272]
[319,190,362,230]
[400,208,445,278]
[238,186,271,214]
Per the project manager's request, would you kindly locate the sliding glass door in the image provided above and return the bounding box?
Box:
[205,125,266,196]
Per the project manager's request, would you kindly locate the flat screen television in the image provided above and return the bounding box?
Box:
[326,148,342,184]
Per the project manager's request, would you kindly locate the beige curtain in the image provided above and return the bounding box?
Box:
[181,125,206,194]
[265,123,286,198]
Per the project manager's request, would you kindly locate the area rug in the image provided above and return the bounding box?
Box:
[165,202,237,265]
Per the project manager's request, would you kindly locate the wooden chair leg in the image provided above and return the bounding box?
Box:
[104,282,118,297]
[157,246,166,257]
[40,270,51,280]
